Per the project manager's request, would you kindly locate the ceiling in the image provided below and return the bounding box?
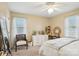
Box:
[7,2,79,17]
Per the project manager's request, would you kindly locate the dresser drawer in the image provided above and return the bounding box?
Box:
[33,41,40,46]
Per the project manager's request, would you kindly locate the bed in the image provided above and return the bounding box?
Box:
[39,38,79,56]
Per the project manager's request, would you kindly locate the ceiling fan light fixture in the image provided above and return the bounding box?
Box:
[48,8,54,15]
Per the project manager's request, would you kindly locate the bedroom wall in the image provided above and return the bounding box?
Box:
[0,3,12,48]
[0,3,10,33]
[10,12,50,47]
[49,8,79,37]
[0,2,10,18]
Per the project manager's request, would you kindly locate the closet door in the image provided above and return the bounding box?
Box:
[64,15,79,39]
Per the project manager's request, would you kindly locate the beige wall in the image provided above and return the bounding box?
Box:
[0,2,10,33]
[50,8,79,37]
[0,3,12,47]
[0,3,10,18]
[10,12,50,47]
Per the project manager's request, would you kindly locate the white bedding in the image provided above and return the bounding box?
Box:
[39,38,78,56]
[59,40,79,56]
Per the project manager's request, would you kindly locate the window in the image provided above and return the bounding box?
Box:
[13,17,27,35]
[64,15,79,39]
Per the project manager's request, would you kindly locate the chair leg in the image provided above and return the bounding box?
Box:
[15,47,17,52]
[15,43,17,52]
[25,44,28,49]
[26,41,28,49]
[32,41,33,46]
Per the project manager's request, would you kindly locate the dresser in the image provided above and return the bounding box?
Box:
[32,35,48,46]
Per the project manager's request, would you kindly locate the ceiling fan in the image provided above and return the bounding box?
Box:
[35,2,64,15]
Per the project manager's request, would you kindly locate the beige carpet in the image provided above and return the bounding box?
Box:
[11,45,41,56]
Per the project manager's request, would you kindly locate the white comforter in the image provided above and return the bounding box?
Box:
[39,38,78,56]
[59,40,79,56]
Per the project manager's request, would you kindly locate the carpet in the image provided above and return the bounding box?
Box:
[11,45,41,56]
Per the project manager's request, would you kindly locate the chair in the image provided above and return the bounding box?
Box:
[15,34,28,52]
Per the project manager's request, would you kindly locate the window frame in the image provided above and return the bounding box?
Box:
[13,17,27,35]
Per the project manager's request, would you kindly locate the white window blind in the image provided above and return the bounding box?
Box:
[13,17,27,35]
[64,15,79,39]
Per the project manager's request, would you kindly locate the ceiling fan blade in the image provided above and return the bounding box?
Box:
[54,8,61,11]
[41,7,49,12]
[54,3,68,7]
[31,2,46,8]
[34,4,48,11]
[32,2,65,13]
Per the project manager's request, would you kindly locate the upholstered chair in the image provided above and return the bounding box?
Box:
[15,34,28,52]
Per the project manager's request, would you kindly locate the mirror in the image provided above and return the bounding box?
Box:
[0,23,3,51]
[0,16,9,52]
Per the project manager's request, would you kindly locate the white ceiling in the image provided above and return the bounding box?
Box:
[7,2,79,17]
